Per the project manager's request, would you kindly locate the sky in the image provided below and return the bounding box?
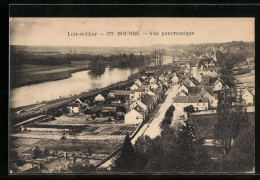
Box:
[9,18,254,47]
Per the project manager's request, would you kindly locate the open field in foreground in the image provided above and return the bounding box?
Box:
[10,136,123,173]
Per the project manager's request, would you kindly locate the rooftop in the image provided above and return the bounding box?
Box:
[110,90,134,96]
[174,96,208,103]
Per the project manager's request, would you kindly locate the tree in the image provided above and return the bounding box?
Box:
[214,89,248,154]
[111,134,136,172]
[184,105,195,113]
[160,105,175,129]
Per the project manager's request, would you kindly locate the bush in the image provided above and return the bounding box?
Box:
[184,105,195,113]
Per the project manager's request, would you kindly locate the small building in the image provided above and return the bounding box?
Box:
[135,79,142,86]
[182,78,196,87]
[130,83,140,91]
[88,105,102,117]
[170,74,179,85]
[124,109,143,124]
[108,90,135,101]
[94,94,105,102]
[240,88,254,106]
[133,89,146,100]
[173,96,209,111]
[151,83,159,90]
[141,94,157,112]
[201,76,210,85]
[213,78,224,91]
[178,84,189,94]
[67,103,81,114]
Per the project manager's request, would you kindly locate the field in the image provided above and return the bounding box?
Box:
[190,114,218,139]
[79,124,137,136]
[234,69,255,89]
[190,112,255,139]
[10,137,123,173]
[11,63,90,88]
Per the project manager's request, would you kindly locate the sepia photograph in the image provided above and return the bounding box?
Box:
[9,17,255,174]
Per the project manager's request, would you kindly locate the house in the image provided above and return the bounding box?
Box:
[139,84,151,92]
[133,89,146,100]
[130,83,140,91]
[201,76,210,85]
[135,79,142,86]
[182,78,196,87]
[149,77,157,84]
[190,77,201,86]
[134,100,148,120]
[170,74,179,84]
[208,59,216,67]
[188,86,218,108]
[84,105,101,117]
[176,91,188,97]
[246,57,254,65]
[108,90,135,101]
[211,70,218,77]
[194,73,202,82]
[67,103,81,114]
[191,66,198,78]
[199,58,215,68]
[147,90,156,96]
[151,83,159,90]
[184,67,190,75]
[124,109,143,124]
[178,84,189,94]
[141,94,157,112]
[185,62,191,70]
[239,88,254,106]
[173,96,209,111]
[100,106,117,118]
[213,78,224,91]
[94,94,105,102]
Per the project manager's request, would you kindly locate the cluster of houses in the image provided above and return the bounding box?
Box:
[65,55,255,125]
[171,57,255,112]
[66,71,167,125]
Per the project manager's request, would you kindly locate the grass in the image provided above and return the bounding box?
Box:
[190,114,218,139]
[11,64,90,88]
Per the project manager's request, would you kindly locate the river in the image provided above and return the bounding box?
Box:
[10,67,139,108]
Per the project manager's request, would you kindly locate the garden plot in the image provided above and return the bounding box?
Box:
[79,124,137,136]
[235,71,255,89]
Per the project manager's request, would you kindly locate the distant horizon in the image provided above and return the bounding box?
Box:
[10,40,255,48]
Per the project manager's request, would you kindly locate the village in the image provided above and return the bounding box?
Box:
[9,45,255,173]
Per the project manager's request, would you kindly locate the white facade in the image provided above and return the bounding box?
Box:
[124,110,143,124]
[130,84,139,91]
[173,102,208,111]
[171,75,179,84]
[213,80,223,91]
[202,92,218,108]
[151,84,159,90]
[191,66,198,78]
[94,94,105,102]
[242,89,254,105]
[135,79,142,86]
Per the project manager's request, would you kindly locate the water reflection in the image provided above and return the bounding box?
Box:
[10,67,139,108]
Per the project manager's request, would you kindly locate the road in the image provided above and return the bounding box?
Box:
[97,84,180,169]
[142,84,179,139]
